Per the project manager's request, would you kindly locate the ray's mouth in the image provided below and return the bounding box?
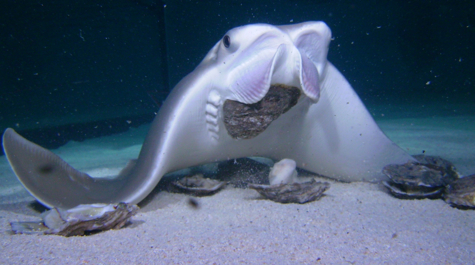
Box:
[223,84,301,139]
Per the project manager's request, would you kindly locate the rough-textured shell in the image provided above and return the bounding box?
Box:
[10,202,138,236]
[412,155,460,181]
[248,179,330,204]
[223,85,301,139]
[383,155,460,198]
[170,174,226,196]
[382,181,444,199]
[444,174,475,208]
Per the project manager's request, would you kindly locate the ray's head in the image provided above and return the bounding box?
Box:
[202,22,332,105]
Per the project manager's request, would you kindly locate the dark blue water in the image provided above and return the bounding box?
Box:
[0,0,473,150]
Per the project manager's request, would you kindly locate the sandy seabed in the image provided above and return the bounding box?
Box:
[0,116,474,264]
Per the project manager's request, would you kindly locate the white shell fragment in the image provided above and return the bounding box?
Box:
[10,202,139,237]
[269,158,298,185]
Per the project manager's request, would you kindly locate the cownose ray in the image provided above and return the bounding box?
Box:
[2,21,415,208]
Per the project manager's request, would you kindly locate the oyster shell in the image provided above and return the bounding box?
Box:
[170,174,226,196]
[223,85,301,139]
[248,179,330,204]
[383,155,459,199]
[11,202,138,236]
[412,154,460,179]
[444,174,475,208]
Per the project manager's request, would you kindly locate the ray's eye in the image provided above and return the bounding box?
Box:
[223,35,231,48]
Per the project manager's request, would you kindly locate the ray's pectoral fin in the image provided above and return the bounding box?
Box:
[2,128,126,208]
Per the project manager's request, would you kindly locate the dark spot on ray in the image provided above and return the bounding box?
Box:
[38,164,55,174]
